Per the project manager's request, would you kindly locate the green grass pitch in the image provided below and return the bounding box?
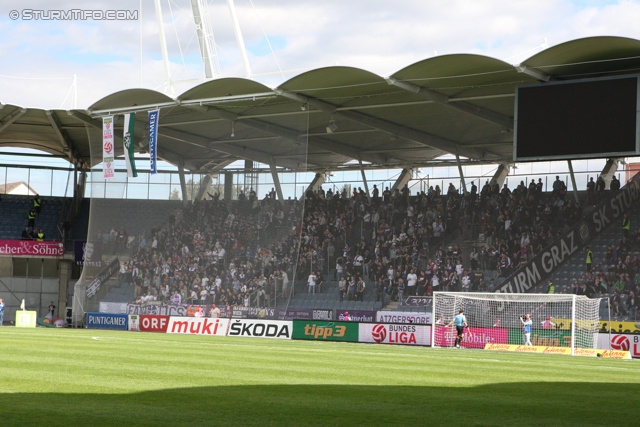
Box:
[1,327,638,426]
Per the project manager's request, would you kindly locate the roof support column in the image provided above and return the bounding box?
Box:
[489,163,510,189]
[567,160,580,204]
[224,172,233,201]
[178,162,189,206]
[391,168,413,192]
[305,173,326,195]
[194,174,212,201]
[456,153,468,195]
[600,158,620,188]
[70,168,86,225]
[358,160,370,202]
[270,164,284,202]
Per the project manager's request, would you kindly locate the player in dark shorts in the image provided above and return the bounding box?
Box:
[446,309,468,348]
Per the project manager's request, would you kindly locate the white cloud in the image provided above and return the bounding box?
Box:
[0,0,638,108]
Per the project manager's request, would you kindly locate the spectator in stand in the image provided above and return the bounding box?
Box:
[612,298,627,319]
[626,291,638,319]
[338,276,347,302]
[586,177,595,205]
[33,194,42,216]
[210,303,221,318]
[406,268,417,296]
[396,277,405,303]
[610,175,621,192]
[307,271,317,294]
[461,270,472,292]
[347,276,357,301]
[375,275,385,302]
[21,226,32,240]
[356,276,366,301]
[595,176,606,203]
[585,247,594,273]
[27,207,36,228]
[36,228,45,242]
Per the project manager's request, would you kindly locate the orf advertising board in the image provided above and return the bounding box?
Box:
[86,313,128,330]
[139,315,170,333]
[359,323,431,346]
[597,334,640,358]
[292,320,358,342]
[227,319,292,339]
[166,316,229,336]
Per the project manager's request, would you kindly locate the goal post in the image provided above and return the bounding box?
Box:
[431,292,603,355]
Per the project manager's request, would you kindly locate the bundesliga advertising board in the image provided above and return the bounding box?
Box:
[359,323,431,346]
[597,333,640,358]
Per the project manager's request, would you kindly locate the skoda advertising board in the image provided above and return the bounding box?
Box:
[227,319,292,339]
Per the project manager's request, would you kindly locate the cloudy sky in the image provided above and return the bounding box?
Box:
[0,0,639,109]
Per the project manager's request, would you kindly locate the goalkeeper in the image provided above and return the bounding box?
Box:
[446,309,468,348]
[520,313,532,345]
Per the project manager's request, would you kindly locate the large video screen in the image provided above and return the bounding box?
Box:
[514,75,639,161]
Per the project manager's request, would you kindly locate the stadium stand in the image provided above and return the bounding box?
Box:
[96,174,634,319]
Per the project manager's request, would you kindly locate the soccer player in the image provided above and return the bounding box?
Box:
[446,309,468,348]
[520,313,532,345]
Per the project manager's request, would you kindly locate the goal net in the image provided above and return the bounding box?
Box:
[431,292,602,354]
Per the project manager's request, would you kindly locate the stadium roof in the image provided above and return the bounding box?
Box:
[1,36,640,173]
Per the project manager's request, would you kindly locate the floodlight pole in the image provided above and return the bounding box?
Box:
[153,0,176,97]
[227,0,252,79]
[189,0,220,79]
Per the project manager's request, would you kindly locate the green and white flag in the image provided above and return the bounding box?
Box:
[123,113,137,178]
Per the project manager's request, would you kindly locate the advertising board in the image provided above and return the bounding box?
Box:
[335,310,375,322]
[435,326,509,348]
[139,315,170,333]
[359,323,431,346]
[597,333,640,358]
[86,312,128,330]
[292,320,358,342]
[227,319,292,339]
[376,311,432,325]
[166,317,229,336]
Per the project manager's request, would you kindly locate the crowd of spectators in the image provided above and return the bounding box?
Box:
[566,234,640,320]
[297,175,583,303]
[105,173,633,315]
[117,189,301,309]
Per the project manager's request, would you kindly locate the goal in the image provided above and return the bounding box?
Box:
[431,292,603,354]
